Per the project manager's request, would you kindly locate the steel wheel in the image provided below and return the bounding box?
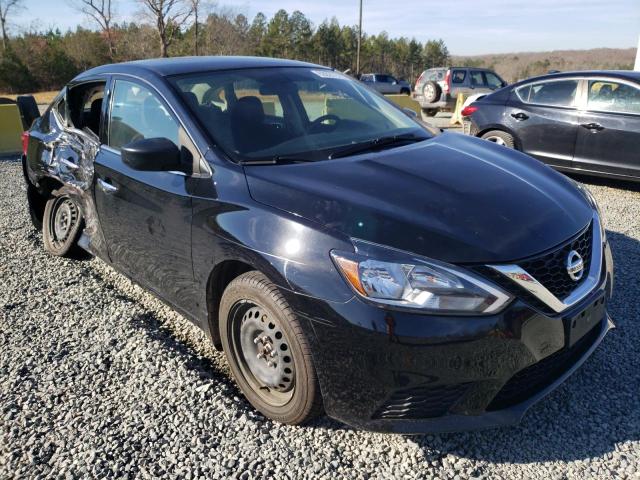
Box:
[219,271,323,425]
[229,301,296,407]
[43,190,85,258]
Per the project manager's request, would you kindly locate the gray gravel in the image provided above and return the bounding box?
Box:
[1,156,639,480]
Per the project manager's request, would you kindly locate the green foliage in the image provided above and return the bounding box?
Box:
[0,8,450,92]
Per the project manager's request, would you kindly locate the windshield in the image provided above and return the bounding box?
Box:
[169,67,434,163]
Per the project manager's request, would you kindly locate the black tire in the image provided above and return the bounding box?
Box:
[42,190,84,257]
[219,271,323,425]
[480,130,515,148]
[422,108,438,117]
[422,81,441,103]
[400,88,410,95]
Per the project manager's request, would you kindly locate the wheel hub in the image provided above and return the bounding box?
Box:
[239,306,294,393]
[52,199,78,242]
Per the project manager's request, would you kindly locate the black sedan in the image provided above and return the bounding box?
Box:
[462,70,640,182]
[22,57,613,433]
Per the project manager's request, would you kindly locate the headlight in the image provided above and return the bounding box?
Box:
[331,241,512,314]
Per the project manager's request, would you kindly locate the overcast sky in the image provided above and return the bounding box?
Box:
[13,0,640,56]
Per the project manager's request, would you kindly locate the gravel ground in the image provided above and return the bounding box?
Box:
[1,156,639,480]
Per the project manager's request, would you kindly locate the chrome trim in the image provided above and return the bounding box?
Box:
[487,213,603,314]
[97,178,118,194]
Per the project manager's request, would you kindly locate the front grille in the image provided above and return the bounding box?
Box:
[373,383,471,420]
[487,320,602,411]
[519,223,593,300]
[474,222,594,314]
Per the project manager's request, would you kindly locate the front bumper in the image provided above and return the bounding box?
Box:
[289,241,614,434]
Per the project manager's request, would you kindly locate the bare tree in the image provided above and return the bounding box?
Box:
[190,0,200,56]
[71,0,117,61]
[0,0,22,51]
[139,0,192,57]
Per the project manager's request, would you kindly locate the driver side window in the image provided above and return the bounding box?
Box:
[108,80,180,150]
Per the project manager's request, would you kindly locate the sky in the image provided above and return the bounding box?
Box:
[12,0,640,56]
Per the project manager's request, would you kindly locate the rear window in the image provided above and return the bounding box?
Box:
[424,70,445,82]
[515,80,578,107]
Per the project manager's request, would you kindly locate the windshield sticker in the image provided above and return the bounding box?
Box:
[311,70,346,80]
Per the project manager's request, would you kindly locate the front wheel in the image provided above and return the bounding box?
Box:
[219,271,324,425]
[481,130,515,148]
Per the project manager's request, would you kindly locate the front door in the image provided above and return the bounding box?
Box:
[93,77,195,311]
[574,78,640,178]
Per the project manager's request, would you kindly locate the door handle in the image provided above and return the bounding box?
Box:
[97,178,118,194]
[511,112,529,121]
[581,122,605,132]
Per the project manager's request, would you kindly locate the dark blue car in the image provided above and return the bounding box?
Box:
[22,57,614,433]
[462,70,640,182]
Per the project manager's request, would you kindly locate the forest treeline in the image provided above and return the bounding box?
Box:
[0,1,635,94]
[0,6,450,93]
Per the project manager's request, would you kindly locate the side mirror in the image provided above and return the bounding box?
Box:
[121,137,182,172]
[402,107,418,118]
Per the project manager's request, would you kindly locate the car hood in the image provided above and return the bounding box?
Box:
[244,133,593,264]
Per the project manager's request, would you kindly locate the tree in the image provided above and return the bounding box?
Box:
[248,12,266,54]
[71,0,117,60]
[188,0,212,56]
[288,11,312,60]
[0,0,22,51]
[139,0,192,57]
[422,39,449,69]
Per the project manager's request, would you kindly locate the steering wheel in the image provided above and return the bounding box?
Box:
[307,114,341,133]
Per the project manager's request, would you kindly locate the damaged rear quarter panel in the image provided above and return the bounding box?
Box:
[28,100,108,258]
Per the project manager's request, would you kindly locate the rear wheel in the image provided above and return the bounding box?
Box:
[422,108,438,117]
[42,190,84,257]
[481,130,515,148]
[400,88,410,95]
[219,271,323,425]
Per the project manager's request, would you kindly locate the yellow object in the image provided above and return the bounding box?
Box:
[0,103,23,155]
[384,94,421,115]
[449,93,467,127]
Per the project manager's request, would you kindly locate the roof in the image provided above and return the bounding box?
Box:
[512,70,640,86]
[76,56,325,81]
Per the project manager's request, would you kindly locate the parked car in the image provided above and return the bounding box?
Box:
[23,57,613,433]
[462,70,640,181]
[414,67,507,116]
[360,73,411,95]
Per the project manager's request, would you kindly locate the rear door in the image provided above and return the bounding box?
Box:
[574,78,640,178]
[93,76,196,311]
[504,78,581,169]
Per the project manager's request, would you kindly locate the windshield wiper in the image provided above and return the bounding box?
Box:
[329,133,428,159]
[239,155,316,166]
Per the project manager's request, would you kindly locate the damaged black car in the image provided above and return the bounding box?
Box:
[22,57,614,433]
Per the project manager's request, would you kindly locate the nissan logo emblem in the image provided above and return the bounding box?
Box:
[566,250,585,281]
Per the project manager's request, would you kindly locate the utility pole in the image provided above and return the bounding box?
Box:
[635,34,640,71]
[356,0,362,76]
